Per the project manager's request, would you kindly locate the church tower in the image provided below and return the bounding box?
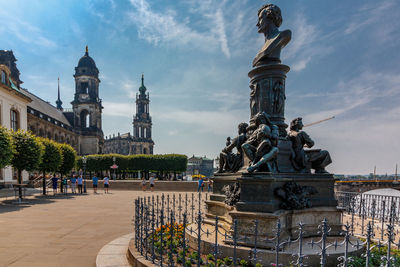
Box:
[71,46,103,155]
[132,74,154,154]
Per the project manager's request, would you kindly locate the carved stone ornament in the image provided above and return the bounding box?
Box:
[222,182,241,206]
[274,182,317,210]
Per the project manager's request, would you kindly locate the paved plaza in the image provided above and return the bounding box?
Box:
[0,190,152,267]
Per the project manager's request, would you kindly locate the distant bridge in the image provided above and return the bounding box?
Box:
[335,179,400,193]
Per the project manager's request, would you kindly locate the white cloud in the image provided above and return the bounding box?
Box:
[153,108,248,136]
[0,10,56,48]
[127,0,231,58]
[103,102,134,118]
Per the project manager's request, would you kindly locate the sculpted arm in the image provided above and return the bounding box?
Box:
[301,131,314,148]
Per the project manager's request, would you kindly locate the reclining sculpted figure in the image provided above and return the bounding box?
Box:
[288,117,332,173]
[217,122,248,173]
[242,112,279,173]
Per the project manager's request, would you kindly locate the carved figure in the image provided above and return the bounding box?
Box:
[217,123,248,173]
[242,112,279,173]
[288,117,332,173]
[222,182,241,206]
[252,4,291,67]
[274,182,317,210]
[272,80,285,114]
[249,82,259,117]
[226,137,231,147]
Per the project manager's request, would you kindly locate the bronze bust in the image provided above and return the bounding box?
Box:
[252,4,291,67]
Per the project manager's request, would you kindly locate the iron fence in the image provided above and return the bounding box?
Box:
[134,192,400,266]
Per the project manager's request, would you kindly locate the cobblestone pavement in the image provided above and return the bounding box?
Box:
[0,190,197,267]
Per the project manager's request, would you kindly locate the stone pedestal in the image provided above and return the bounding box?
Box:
[248,63,290,136]
[207,172,341,249]
[236,172,337,213]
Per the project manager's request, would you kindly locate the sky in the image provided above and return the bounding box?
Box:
[1,0,400,175]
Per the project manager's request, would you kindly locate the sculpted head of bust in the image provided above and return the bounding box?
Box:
[257,4,282,34]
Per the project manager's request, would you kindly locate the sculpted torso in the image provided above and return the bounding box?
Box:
[253,29,291,67]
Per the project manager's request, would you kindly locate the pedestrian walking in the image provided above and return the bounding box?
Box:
[77,175,83,194]
[51,175,58,195]
[208,179,213,192]
[149,176,155,192]
[141,177,147,191]
[92,174,99,194]
[70,175,77,194]
[62,177,68,194]
[103,176,110,194]
[197,177,204,192]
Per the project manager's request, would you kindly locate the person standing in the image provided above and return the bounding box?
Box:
[51,175,58,195]
[62,177,68,195]
[149,176,155,192]
[70,175,77,194]
[208,179,213,192]
[103,175,110,194]
[77,175,83,194]
[197,177,204,192]
[92,174,99,194]
[141,177,147,192]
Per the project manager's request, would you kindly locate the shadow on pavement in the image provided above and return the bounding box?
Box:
[0,192,89,214]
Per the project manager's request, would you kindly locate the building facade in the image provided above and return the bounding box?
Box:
[103,74,154,155]
[1,48,103,157]
[0,57,31,183]
[186,155,215,177]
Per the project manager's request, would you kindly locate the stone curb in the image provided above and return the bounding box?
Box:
[96,233,133,267]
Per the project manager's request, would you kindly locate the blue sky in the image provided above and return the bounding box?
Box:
[1,0,400,175]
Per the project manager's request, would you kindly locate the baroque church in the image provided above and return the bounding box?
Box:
[29,46,104,155]
[103,74,154,155]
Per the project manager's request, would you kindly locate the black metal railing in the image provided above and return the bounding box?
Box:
[134,192,400,266]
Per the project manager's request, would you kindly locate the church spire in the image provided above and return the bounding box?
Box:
[56,77,63,110]
[139,73,147,95]
[85,45,89,56]
[141,73,144,86]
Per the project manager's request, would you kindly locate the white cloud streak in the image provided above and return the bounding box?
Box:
[127,0,231,58]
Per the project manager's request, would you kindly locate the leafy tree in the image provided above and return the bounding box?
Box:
[11,130,43,200]
[58,144,77,192]
[38,138,62,195]
[0,126,13,168]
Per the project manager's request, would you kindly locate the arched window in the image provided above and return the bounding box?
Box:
[54,134,59,142]
[47,131,52,139]
[39,129,44,137]
[10,109,19,131]
[144,128,147,138]
[80,110,90,128]
[143,148,147,154]
[1,71,6,84]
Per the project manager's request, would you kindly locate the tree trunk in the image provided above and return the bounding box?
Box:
[18,169,23,200]
[42,171,46,195]
[60,174,63,193]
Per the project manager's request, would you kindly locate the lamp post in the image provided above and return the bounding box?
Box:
[82,156,87,193]
[113,156,116,181]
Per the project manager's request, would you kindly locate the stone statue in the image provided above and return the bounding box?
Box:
[288,117,332,173]
[217,123,248,173]
[242,112,279,173]
[252,4,291,67]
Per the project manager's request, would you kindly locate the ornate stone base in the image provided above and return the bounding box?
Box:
[207,172,341,248]
[236,172,337,213]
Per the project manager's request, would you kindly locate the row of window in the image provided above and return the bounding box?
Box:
[28,107,71,131]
